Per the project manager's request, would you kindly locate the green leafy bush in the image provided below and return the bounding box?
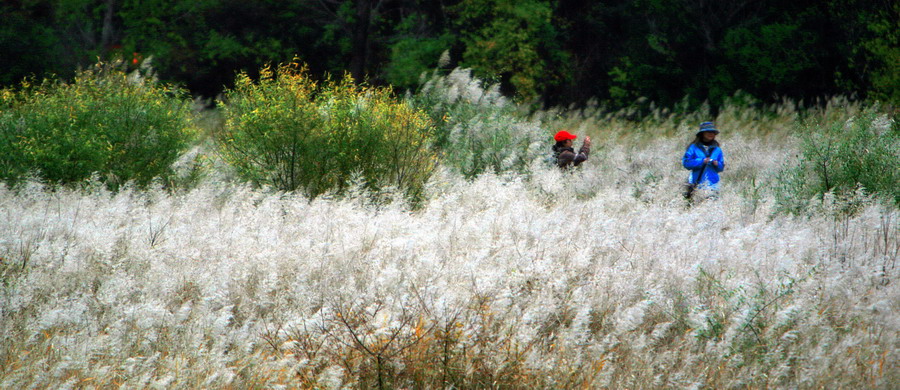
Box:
[410,68,546,178]
[218,62,436,199]
[775,108,899,212]
[0,64,193,188]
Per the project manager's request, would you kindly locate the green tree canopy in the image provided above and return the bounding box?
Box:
[1,0,897,108]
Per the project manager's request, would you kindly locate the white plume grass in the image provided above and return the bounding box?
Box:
[1,91,896,387]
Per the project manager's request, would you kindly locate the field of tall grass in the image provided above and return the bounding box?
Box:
[1,67,898,388]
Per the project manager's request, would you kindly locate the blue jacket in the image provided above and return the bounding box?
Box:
[682,143,725,189]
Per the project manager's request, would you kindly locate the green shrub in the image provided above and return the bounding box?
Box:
[775,107,899,212]
[218,62,436,199]
[0,63,193,188]
[409,68,546,178]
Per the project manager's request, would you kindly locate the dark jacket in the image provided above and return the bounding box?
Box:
[553,143,590,168]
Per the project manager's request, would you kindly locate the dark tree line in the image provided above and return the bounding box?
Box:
[1,0,897,108]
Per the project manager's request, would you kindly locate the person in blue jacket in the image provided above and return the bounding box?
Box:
[682,122,725,200]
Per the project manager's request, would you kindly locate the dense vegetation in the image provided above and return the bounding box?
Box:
[775,107,900,213]
[0,63,192,189]
[1,63,898,209]
[1,86,897,387]
[218,61,436,199]
[2,0,897,108]
[1,2,897,387]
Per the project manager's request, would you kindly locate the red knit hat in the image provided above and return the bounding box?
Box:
[554,130,577,142]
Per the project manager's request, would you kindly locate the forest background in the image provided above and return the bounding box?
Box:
[2,0,898,109]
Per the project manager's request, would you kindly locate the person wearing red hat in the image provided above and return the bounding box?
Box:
[552,130,591,169]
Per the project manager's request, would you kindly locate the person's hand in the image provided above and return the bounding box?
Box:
[711,160,719,167]
[703,157,711,164]
[583,136,592,146]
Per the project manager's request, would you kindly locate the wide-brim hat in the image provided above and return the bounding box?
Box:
[696,121,719,135]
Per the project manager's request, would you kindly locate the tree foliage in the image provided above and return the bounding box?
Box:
[1,0,897,108]
[450,0,569,100]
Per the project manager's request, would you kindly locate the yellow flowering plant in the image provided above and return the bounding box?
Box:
[0,62,192,189]
[218,60,436,201]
